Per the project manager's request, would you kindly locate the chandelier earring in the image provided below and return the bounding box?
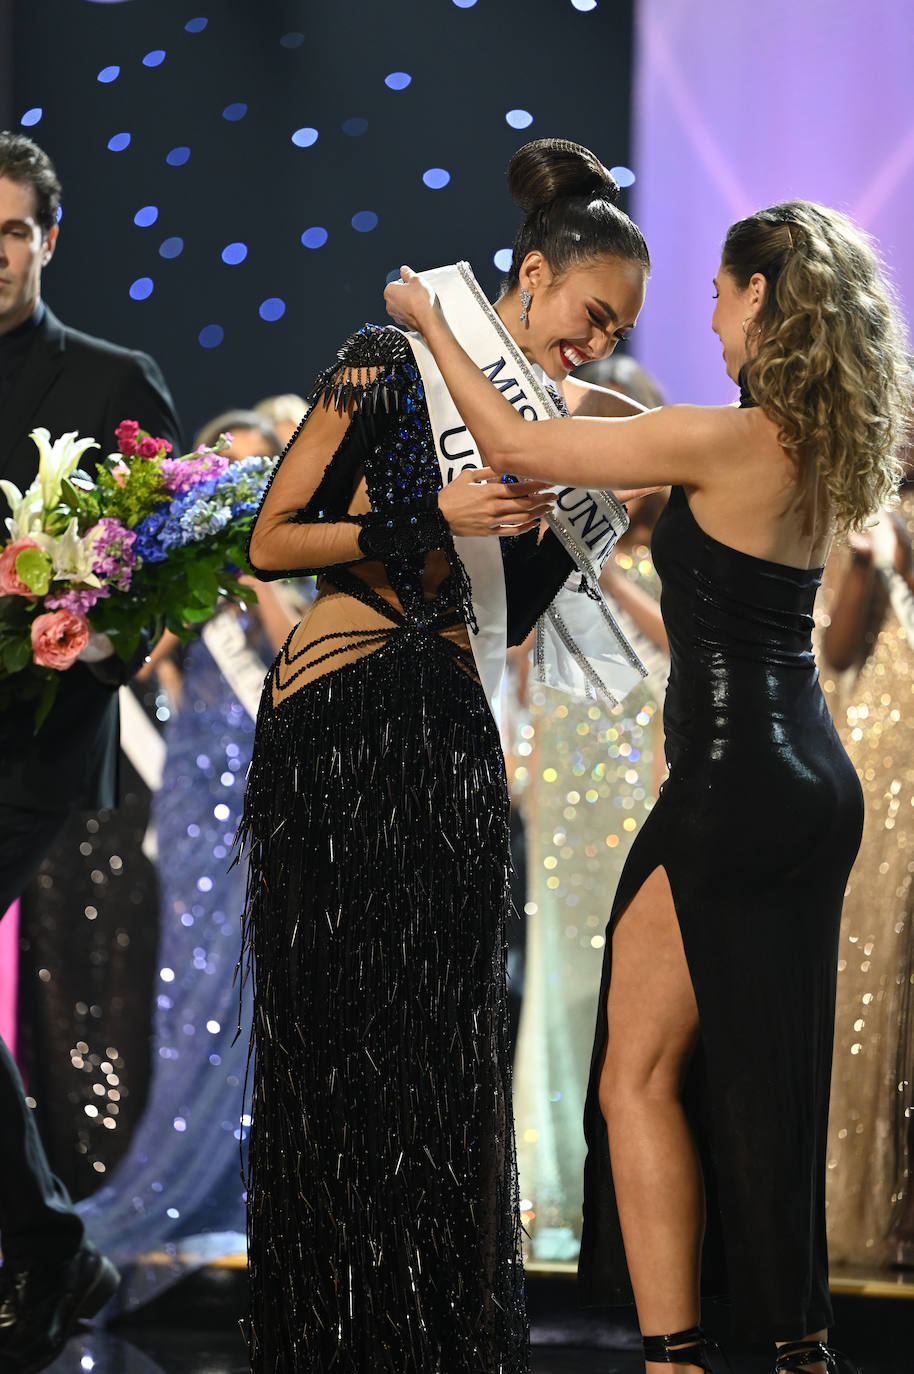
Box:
[520,288,532,325]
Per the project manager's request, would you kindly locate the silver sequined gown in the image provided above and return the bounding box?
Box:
[239,325,574,1373]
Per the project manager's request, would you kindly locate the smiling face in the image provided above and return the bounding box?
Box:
[0,175,57,334]
[711,261,766,382]
[503,251,646,383]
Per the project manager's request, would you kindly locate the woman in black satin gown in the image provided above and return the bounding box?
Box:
[385,201,911,1374]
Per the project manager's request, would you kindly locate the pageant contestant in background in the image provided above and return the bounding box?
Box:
[74,414,297,1309]
[819,483,914,1268]
[385,200,910,1374]
[237,138,649,1371]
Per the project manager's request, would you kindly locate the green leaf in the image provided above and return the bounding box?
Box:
[219,574,255,603]
[187,562,220,602]
[15,546,53,596]
[2,637,31,673]
[181,605,213,623]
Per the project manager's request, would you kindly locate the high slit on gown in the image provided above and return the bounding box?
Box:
[579,483,864,1342]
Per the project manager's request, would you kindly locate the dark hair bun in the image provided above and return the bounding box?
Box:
[506,138,619,214]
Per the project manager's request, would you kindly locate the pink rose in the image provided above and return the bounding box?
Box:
[0,539,41,596]
[117,436,137,457]
[30,609,91,670]
[159,439,173,454]
[115,419,140,442]
[111,461,130,487]
[137,435,162,459]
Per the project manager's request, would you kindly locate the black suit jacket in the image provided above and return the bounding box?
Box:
[0,305,182,812]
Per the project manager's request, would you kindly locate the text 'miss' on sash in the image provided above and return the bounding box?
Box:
[402,261,647,718]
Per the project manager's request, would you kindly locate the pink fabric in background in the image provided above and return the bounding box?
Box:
[0,902,19,1059]
[632,0,914,404]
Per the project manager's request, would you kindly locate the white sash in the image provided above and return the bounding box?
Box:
[201,606,269,723]
[118,685,166,792]
[870,512,914,650]
[603,601,670,693]
[404,262,646,717]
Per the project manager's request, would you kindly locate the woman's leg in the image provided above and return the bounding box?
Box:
[599,866,705,1373]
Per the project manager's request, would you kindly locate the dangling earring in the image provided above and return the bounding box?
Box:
[520,288,532,325]
[741,316,752,336]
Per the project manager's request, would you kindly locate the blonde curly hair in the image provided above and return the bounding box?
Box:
[722,201,911,530]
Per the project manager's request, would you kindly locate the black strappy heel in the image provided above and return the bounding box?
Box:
[642,1324,726,1371]
[775,1339,860,1374]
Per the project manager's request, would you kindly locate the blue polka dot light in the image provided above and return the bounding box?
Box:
[13,0,637,1289]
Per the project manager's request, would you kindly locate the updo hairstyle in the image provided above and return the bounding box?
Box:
[503,138,650,291]
[722,202,911,530]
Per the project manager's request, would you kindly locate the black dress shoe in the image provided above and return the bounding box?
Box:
[0,1241,120,1373]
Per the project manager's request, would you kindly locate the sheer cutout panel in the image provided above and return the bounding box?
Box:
[271,585,477,707]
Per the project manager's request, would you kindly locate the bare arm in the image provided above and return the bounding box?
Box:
[600,559,668,653]
[249,380,556,577]
[822,537,877,671]
[239,575,300,652]
[384,269,719,492]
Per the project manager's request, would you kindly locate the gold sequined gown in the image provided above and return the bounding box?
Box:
[819,492,914,1266]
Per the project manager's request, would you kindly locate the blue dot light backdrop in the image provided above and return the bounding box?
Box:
[10,0,634,451]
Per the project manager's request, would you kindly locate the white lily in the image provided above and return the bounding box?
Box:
[30,518,104,587]
[33,428,99,510]
[0,429,98,540]
[0,479,45,539]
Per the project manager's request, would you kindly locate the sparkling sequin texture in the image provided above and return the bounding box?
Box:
[511,547,664,1260]
[818,489,914,1265]
[236,325,573,1371]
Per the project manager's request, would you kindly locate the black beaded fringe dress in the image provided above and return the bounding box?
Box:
[238,325,573,1373]
[579,459,865,1340]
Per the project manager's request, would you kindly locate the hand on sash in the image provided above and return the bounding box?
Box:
[438,467,556,536]
[384,265,437,331]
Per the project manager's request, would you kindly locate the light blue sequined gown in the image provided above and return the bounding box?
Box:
[77,628,262,1301]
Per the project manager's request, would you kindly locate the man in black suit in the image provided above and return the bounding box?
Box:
[0,133,181,1372]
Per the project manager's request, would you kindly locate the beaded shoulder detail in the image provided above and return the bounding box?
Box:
[311,323,414,419]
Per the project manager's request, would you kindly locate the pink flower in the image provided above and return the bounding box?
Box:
[115,419,140,442]
[111,461,130,487]
[137,435,162,459]
[118,437,138,457]
[30,609,90,670]
[0,538,41,597]
[159,439,173,453]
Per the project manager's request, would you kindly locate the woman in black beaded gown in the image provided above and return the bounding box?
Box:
[238,139,649,1373]
[386,202,911,1374]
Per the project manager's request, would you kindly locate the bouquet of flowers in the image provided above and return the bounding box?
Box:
[0,420,276,727]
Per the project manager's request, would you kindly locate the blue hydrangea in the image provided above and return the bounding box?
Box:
[131,456,276,560]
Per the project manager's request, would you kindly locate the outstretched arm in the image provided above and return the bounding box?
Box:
[384,268,721,493]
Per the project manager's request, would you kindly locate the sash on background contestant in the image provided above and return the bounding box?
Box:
[405,262,646,719]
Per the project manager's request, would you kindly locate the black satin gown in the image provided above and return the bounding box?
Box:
[579,481,864,1341]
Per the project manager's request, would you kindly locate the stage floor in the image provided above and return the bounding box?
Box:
[44,1330,913,1374]
[44,1262,913,1372]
